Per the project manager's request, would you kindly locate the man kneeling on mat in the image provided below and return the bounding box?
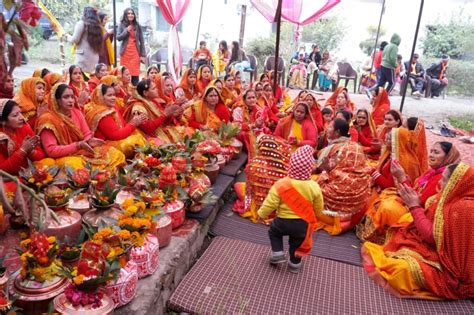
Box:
[257,145,324,273]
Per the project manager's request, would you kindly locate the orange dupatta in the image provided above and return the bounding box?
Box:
[187,86,224,131]
[84,84,119,134]
[391,127,423,182]
[195,65,213,95]
[371,87,390,126]
[35,84,84,145]
[14,77,46,119]
[325,87,355,112]
[275,177,317,257]
[412,119,428,174]
[177,68,198,100]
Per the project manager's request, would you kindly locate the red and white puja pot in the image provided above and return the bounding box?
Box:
[105,261,138,308]
[153,214,173,248]
[130,234,160,279]
[163,200,185,230]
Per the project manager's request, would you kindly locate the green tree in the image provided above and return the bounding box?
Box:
[359,24,387,56]
[421,8,474,59]
[41,0,109,32]
[300,15,346,52]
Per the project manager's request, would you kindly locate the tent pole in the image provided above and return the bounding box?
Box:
[195,0,204,49]
[273,0,283,96]
[370,0,385,72]
[113,0,117,67]
[400,0,424,112]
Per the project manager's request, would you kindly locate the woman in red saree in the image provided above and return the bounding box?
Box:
[43,72,65,103]
[371,86,390,127]
[175,68,199,101]
[362,162,474,300]
[13,77,46,128]
[84,84,146,157]
[357,127,423,243]
[185,85,230,132]
[111,66,132,99]
[316,118,372,235]
[257,82,281,127]
[0,99,44,175]
[0,74,15,99]
[100,75,127,112]
[304,92,324,133]
[355,109,381,160]
[325,87,355,112]
[274,102,318,148]
[195,64,213,95]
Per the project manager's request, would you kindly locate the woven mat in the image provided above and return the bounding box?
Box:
[210,203,362,266]
[168,237,474,314]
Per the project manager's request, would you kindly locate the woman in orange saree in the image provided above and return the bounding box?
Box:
[274,102,318,148]
[68,65,90,110]
[43,72,65,103]
[362,162,474,300]
[195,64,213,95]
[325,87,355,112]
[111,66,133,99]
[406,117,429,174]
[220,73,239,108]
[84,84,146,157]
[357,127,423,243]
[370,86,390,127]
[14,77,46,128]
[316,118,372,235]
[175,68,199,101]
[36,83,125,171]
[123,79,186,144]
[185,85,230,132]
[377,109,402,145]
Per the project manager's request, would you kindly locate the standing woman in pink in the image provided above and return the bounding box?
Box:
[117,8,146,86]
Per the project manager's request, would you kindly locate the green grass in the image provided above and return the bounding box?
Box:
[449,115,474,131]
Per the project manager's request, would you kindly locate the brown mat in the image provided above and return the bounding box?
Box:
[168,237,474,314]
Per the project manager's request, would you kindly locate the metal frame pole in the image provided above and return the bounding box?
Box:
[195,0,204,49]
[400,0,424,112]
[273,0,283,96]
[113,0,117,67]
[370,0,386,72]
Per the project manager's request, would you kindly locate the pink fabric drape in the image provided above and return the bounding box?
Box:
[156,0,191,83]
[250,0,340,26]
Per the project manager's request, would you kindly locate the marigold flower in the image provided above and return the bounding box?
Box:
[47,236,56,244]
[73,274,85,285]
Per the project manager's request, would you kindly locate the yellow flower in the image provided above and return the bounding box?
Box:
[47,236,56,244]
[28,178,35,183]
[117,230,131,240]
[19,231,29,240]
[135,201,146,211]
[125,205,138,216]
[93,227,113,240]
[122,198,134,209]
[20,239,31,248]
[71,269,78,277]
[73,274,85,285]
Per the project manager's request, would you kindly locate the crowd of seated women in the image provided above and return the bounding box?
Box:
[0,60,472,301]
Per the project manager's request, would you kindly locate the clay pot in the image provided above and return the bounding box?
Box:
[67,193,90,216]
[9,270,68,315]
[204,163,219,184]
[163,200,185,230]
[44,209,82,242]
[82,204,123,228]
[153,215,172,248]
[53,292,114,314]
[216,154,226,170]
[231,138,243,159]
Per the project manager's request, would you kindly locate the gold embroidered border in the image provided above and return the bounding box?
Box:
[433,162,469,252]
[386,251,427,288]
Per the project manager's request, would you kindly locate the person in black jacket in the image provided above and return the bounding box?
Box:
[426,54,449,97]
[403,53,425,97]
[308,44,322,76]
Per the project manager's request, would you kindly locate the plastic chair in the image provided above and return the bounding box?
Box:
[148,48,168,72]
[335,62,358,93]
[244,54,258,83]
[264,56,285,86]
